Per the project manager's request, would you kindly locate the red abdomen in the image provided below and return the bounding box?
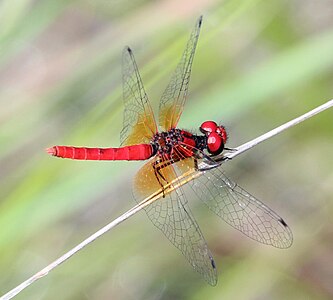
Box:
[47,144,153,161]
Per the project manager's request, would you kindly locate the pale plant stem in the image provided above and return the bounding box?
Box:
[1,99,332,300]
[217,98,333,162]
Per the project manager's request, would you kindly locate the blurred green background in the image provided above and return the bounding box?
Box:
[0,0,332,299]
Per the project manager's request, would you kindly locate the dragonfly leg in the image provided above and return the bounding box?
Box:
[154,167,167,197]
[152,156,181,197]
[194,158,199,171]
[152,159,171,197]
[193,157,215,171]
[224,147,237,152]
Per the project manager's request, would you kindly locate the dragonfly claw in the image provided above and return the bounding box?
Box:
[224,147,237,152]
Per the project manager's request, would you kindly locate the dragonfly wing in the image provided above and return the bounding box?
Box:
[189,167,293,248]
[133,156,217,285]
[121,47,158,146]
[158,16,202,131]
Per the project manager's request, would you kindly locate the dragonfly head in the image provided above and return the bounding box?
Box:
[200,121,228,155]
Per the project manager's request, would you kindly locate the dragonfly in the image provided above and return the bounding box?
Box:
[47,16,293,285]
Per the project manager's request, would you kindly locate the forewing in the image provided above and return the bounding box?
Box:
[120,47,157,146]
[189,167,293,248]
[133,155,217,285]
[159,16,202,131]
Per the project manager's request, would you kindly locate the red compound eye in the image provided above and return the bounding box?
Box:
[200,121,217,135]
[216,125,228,144]
[207,132,224,155]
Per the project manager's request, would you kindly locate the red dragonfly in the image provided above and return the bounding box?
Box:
[47,16,293,285]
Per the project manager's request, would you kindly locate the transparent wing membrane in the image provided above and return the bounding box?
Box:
[189,167,293,248]
[134,155,218,285]
[159,16,202,131]
[120,47,157,146]
[165,143,293,248]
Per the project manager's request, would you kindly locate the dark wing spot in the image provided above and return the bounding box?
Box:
[210,257,216,269]
[279,218,288,227]
[198,15,203,27]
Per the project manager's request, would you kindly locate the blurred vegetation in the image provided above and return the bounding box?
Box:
[0,0,332,299]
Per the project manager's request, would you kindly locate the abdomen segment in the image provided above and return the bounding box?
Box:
[46,144,153,161]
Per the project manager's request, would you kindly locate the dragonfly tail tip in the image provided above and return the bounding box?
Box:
[46,147,56,156]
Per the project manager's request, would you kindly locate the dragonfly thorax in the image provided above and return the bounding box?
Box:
[150,123,227,160]
[151,129,184,156]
